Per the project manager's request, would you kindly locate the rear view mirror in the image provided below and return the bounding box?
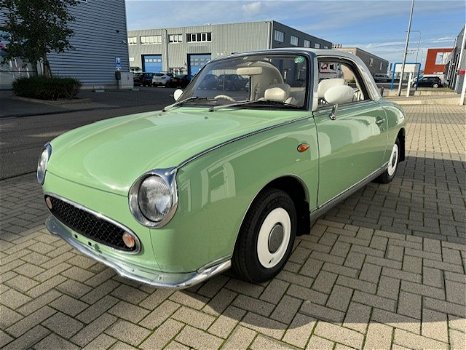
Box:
[324,85,354,105]
[173,89,183,101]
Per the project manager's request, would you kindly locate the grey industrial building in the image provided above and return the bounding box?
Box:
[445,26,465,93]
[0,0,129,89]
[127,21,333,75]
[334,46,389,75]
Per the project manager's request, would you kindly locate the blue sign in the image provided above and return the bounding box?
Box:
[115,57,121,70]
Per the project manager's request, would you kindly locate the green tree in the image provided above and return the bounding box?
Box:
[0,0,78,77]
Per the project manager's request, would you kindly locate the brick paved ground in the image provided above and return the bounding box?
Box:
[1,105,465,349]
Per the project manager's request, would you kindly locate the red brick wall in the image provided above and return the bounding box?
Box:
[424,48,453,74]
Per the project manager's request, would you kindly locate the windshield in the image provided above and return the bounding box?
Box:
[180,53,309,109]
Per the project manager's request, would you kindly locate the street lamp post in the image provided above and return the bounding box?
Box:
[397,0,416,96]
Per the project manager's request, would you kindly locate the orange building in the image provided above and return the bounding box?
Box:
[424,48,453,74]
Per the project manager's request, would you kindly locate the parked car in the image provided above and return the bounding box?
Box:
[39,49,406,288]
[167,74,192,88]
[413,76,443,88]
[373,73,391,83]
[152,72,173,87]
[134,73,154,87]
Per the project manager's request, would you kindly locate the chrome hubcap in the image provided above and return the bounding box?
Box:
[268,224,284,253]
[387,143,399,176]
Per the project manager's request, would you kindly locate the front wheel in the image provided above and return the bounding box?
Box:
[232,189,297,283]
[376,139,400,184]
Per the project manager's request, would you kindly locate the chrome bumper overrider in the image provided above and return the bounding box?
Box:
[46,215,231,289]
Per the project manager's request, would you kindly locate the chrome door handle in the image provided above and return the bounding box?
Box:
[376,118,384,125]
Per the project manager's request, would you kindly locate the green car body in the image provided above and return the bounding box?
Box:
[41,49,406,288]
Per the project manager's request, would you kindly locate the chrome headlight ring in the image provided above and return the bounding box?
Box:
[129,168,178,228]
[37,143,52,185]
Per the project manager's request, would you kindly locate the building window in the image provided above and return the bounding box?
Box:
[369,58,374,67]
[323,46,329,49]
[129,57,134,62]
[140,35,161,45]
[314,43,321,49]
[290,35,298,46]
[128,37,137,45]
[303,40,310,48]
[186,32,212,42]
[380,62,383,70]
[169,34,183,43]
[274,30,284,42]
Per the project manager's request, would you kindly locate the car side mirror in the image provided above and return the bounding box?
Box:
[173,89,183,101]
[324,85,354,105]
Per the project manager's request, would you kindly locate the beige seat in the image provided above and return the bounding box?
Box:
[317,78,345,104]
[264,83,290,102]
[249,62,284,100]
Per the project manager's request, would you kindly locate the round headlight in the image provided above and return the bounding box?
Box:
[37,144,51,185]
[138,176,173,222]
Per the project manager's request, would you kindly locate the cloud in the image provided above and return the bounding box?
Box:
[242,1,262,16]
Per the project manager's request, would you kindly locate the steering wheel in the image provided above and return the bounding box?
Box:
[214,95,236,102]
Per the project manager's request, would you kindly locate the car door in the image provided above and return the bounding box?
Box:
[313,58,389,206]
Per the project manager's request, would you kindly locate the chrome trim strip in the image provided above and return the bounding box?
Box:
[176,116,311,169]
[310,163,387,222]
[46,216,231,289]
[128,168,179,228]
[44,192,142,255]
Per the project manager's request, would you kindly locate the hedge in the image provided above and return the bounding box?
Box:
[13,76,82,100]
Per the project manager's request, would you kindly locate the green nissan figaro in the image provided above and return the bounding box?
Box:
[39,49,405,288]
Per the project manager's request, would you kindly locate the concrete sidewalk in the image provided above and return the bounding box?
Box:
[0,104,465,349]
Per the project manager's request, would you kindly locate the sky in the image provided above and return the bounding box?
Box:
[125,0,465,65]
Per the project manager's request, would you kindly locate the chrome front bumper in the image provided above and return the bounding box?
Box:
[46,215,231,289]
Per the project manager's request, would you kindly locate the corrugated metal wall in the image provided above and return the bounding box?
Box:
[128,22,272,73]
[271,21,332,49]
[47,0,129,87]
[336,48,389,75]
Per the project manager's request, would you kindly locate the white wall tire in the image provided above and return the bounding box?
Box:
[256,208,291,269]
[376,138,401,184]
[232,189,297,283]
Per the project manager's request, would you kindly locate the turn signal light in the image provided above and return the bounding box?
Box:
[122,232,136,249]
[297,143,310,153]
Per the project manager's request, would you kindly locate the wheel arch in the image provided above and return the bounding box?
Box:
[397,127,406,162]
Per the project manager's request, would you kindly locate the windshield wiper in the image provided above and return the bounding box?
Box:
[163,96,209,112]
[209,100,302,112]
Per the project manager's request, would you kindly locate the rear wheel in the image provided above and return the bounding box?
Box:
[376,138,400,184]
[232,189,296,283]
[433,83,439,88]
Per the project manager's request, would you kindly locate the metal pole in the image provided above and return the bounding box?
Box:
[397,0,415,96]
[455,24,466,97]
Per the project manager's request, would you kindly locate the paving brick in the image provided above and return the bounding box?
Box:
[282,313,316,348]
[221,325,256,350]
[424,297,466,318]
[202,287,236,316]
[61,265,95,282]
[0,305,23,329]
[314,321,364,349]
[34,333,79,350]
[352,290,396,312]
[232,294,275,317]
[42,311,84,338]
[2,325,50,350]
[393,328,448,349]
[386,244,404,262]
[16,289,62,316]
[449,328,466,350]
[81,334,116,350]
[359,263,382,283]
[49,294,88,317]
[299,257,324,278]
[344,251,365,270]
[108,300,150,323]
[330,241,351,257]
[140,319,184,350]
[260,279,289,304]
[83,268,116,288]
[270,295,301,324]
[306,335,334,349]
[336,275,377,294]
[172,306,216,330]
[196,275,229,298]
[110,284,148,304]
[207,305,245,339]
[300,300,345,323]
[350,244,385,258]
[377,275,400,300]
[56,278,93,298]
[421,308,449,343]
[7,305,56,338]
[343,302,371,333]
[400,280,445,300]
[224,279,264,298]
[445,280,466,305]
[364,322,393,350]
[286,284,327,305]
[310,251,345,265]
[76,295,119,324]
[327,285,353,312]
[13,262,45,278]
[164,340,190,350]
[240,312,286,339]
[71,313,117,347]
[176,325,223,350]
[424,258,464,273]
[397,291,422,319]
[323,262,358,278]
[0,330,13,348]
[139,299,180,329]
[250,334,294,350]
[382,266,421,283]
[0,288,32,308]
[27,275,67,298]
[312,270,337,293]
[372,308,420,334]
[422,266,444,288]
[105,319,150,347]
[290,246,312,264]
[277,270,313,288]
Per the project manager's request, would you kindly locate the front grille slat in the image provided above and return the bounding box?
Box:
[47,196,136,252]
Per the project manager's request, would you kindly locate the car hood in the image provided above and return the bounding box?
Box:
[48,107,307,196]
